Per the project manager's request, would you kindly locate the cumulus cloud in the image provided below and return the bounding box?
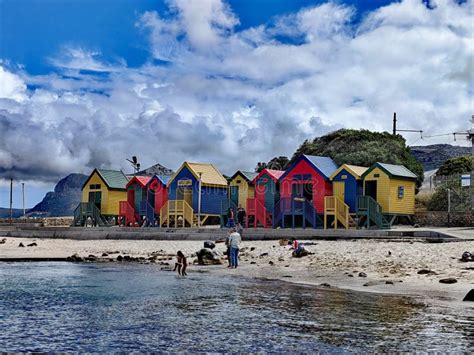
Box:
[0,0,472,184]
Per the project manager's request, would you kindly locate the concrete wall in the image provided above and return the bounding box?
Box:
[414,211,474,227]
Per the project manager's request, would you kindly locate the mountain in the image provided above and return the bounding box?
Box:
[410,144,470,171]
[29,173,88,217]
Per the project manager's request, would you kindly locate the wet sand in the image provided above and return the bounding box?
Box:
[1,237,473,305]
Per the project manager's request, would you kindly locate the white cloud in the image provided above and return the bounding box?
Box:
[0,0,472,184]
[0,66,27,102]
[50,47,126,72]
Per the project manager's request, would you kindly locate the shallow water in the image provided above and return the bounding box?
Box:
[0,263,472,352]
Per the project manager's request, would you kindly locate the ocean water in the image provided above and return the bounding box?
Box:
[0,262,472,352]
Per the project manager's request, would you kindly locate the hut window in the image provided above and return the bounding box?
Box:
[178,179,192,187]
[293,174,311,181]
[341,175,348,180]
[374,174,380,178]
[398,186,404,199]
[90,184,101,190]
[236,179,241,184]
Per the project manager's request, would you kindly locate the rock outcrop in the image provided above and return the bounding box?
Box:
[29,173,88,217]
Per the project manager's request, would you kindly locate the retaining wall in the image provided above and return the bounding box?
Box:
[414,211,474,227]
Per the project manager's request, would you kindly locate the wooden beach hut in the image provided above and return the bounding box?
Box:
[324,164,367,229]
[228,171,258,210]
[357,162,417,229]
[329,164,368,213]
[73,169,129,226]
[163,162,228,227]
[221,170,258,227]
[246,169,284,228]
[119,176,151,226]
[143,175,170,226]
[277,155,337,228]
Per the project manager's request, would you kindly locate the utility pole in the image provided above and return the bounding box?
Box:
[22,182,25,218]
[9,178,13,225]
[392,112,397,135]
[392,112,423,137]
[198,172,202,228]
[470,115,474,210]
[447,188,451,226]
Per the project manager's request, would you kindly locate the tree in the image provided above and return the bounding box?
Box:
[255,156,289,172]
[436,156,473,176]
[289,129,424,190]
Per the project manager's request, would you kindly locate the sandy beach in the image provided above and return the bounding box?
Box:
[1,237,473,305]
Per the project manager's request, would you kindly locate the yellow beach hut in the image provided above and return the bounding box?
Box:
[357,162,417,229]
[73,168,129,226]
[228,171,258,210]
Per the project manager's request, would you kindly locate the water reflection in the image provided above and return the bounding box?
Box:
[0,263,472,352]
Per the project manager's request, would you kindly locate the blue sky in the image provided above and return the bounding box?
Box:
[0,0,472,208]
[1,0,395,76]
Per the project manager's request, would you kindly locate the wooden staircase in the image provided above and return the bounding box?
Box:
[246,198,272,228]
[72,202,109,227]
[324,196,350,229]
[119,201,138,226]
[140,200,157,226]
[273,197,318,228]
[356,196,391,229]
[160,200,194,228]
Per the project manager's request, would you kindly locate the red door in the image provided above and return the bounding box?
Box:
[127,189,135,208]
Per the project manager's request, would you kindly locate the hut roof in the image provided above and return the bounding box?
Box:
[362,162,417,180]
[136,163,174,177]
[170,162,228,187]
[330,164,368,180]
[83,168,129,190]
[253,168,285,183]
[280,155,337,181]
[304,155,338,179]
[230,170,259,183]
[126,175,151,188]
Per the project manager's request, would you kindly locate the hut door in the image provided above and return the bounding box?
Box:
[147,187,154,208]
[178,187,193,207]
[128,189,135,209]
[230,186,239,207]
[333,182,345,201]
[89,191,102,210]
[365,181,377,201]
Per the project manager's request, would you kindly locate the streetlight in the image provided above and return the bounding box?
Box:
[126,156,141,175]
[198,172,202,228]
[9,178,13,225]
[22,182,25,218]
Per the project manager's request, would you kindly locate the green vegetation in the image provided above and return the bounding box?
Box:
[289,129,424,189]
[436,156,472,176]
[256,156,290,172]
[427,180,471,211]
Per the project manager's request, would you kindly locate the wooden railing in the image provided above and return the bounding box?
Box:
[324,196,349,229]
[160,200,169,226]
[119,201,137,226]
[246,198,271,228]
[303,199,318,228]
[140,200,156,226]
[356,196,389,229]
[73,202,107,227]
[160,200,194,228]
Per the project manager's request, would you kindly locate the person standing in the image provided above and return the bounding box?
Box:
[228,228,241,268]
[225,230,232,268]
[173,251,188,276]
[227,208,235,228]
[237,206,246,227]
